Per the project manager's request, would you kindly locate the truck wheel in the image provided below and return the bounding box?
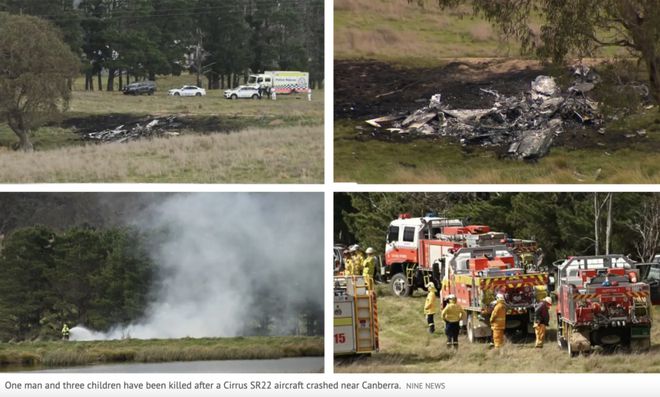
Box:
[390,273,412,297]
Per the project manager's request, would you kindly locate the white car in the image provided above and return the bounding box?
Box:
[168,85,206,96]
[224,85,261,100]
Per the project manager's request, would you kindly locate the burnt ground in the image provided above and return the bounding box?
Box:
[57,114,245,136]
[335,59,660,152]
[335,59,543,118]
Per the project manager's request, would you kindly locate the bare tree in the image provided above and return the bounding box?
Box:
[593,193,613,255]
[605,193,613,255]
[629,195,660,262]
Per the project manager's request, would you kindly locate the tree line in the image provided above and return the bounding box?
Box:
[0,226,154,342]
[0,0,324,90]
[0,224,323,342]
[336,192,660,266]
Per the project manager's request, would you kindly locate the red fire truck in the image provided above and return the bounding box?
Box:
[440,245,549,342]
[555,255,653,356]
[382,214,543,297]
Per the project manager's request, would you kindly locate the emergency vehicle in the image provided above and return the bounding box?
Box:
[334,276,379,355]
[555,255,653,356]
[382,214,544,297]
[247,71,310,94]
[440,245,549,342]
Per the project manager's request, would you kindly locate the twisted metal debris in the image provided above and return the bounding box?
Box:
[82,116,182,143]
[366,71,603,160]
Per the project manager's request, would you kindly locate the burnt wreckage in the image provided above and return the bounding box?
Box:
[366,69,603,159]
[81,116,182,143]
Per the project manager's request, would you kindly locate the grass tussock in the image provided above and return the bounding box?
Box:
[0,336,323,370]
[0,125,323,183]
[336,285,660,373]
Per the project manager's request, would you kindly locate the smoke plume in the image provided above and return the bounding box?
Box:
[71,193,323,340]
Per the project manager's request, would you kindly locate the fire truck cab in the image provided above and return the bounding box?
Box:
[383,214,471,296]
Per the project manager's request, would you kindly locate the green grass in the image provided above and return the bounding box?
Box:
[0,125,80,151]
[334,114,660,184]
[0,336,323,370]
[335,284,660,372]
[68,81,323,122]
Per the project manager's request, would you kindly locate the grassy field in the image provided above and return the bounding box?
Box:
[68,74,323,121]
[0,125,322,183]
[335,0,624,67]
[334,0,656,184]
[0,74,323,183]
[0,336,323,370]
[335,0,513,66]
[335,285,660,373]
[335,110,660,184]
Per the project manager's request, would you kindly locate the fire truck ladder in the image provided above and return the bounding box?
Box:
[372,292,380,350]
[351,276,376,353]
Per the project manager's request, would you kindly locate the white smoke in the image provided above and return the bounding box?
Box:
[70,193,323,341]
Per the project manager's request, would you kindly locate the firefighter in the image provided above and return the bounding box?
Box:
[490,294,506,348]
[534,296,552,348]
[362,247,376,290]
[343,249,354,276]
[352,245,365,276]
[61,323,70,341]
[424,282,437,334]
[441,294,465,348]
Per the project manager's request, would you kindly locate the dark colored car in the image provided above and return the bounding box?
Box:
[123,81,156,95]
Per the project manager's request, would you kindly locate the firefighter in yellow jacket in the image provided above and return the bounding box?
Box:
[352,245,365,275]
[424,282,438,334]
[362,247,376,290]
[442,294,465,348]
[343,249,354,276]
[490,293,506,348]
[61,323,70,341]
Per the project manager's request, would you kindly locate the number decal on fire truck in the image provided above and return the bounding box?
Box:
[334,333,346,344]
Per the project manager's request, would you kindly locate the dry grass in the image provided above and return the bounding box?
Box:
[335,0,517,65]
[334,0,627,65]
[0,125,323,183]
[0,336,323,370]
[335,285,660,373]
